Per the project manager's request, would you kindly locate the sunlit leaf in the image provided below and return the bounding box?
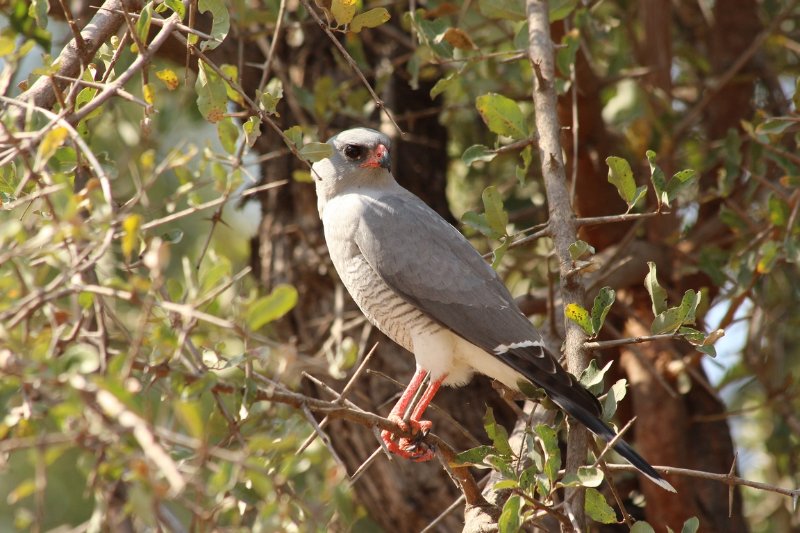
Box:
[482,185,508,236]
[350,7,390,32]
[298,142,333,163]
[590,286,615,335]
[247,284,299,330]
[331,0,356,26]
[565,303,592,335]
[462,144,497,166]
[217,117,239,154]
[476,93,528,139]
[479,0,525,20]
[156,68,179,90]
[198,0,229,50]
[196,61,228,123]
[37,127,68,162]
[644,262,667,316]
[585,487,616,524]
[498,494,521,533]
[122,214,142,261]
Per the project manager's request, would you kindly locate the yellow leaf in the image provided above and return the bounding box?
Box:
[122,214,142,261]
[564,303,592,335]
[143,83,155,104]
[156,68,179,90]
[331,0,356,26]
[350,7,390,32]
[37,127,69,162]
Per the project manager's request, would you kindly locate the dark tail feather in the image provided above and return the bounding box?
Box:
[551,392,677,493]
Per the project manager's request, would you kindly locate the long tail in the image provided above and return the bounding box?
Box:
[502,347,676,493]
[549,389,677,493]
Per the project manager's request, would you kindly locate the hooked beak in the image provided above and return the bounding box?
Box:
[360,143,391,170]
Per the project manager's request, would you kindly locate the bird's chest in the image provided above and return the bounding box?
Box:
[322,198,438,351]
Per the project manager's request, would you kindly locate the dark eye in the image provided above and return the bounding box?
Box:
[343,144,364,160]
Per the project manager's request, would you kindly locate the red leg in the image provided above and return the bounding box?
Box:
[381,367,446,462]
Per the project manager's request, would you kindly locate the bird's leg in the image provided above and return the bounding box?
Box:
[381,366,445,462]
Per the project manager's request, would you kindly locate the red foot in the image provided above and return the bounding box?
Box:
[381,415,435,462]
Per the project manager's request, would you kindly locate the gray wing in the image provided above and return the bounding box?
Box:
[354,191,599,415]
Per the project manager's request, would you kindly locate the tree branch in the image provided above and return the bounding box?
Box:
[19,0,144,110]
[526,1,589,529]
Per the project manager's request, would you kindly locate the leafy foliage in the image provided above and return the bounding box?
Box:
[1,0,799,530]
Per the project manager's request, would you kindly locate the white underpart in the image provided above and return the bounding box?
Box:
[413,328,528,389]
[493,340,544,355]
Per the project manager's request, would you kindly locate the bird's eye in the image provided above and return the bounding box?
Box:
[343,144,364,160]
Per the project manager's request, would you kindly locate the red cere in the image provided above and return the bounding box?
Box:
[360,144,390,169]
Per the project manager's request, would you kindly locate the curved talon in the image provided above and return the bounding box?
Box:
[381,416,436,462]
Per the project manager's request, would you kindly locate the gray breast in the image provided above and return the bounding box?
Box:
[339,254,441,351]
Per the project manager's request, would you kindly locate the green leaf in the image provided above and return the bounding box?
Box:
[681,517,700,533]
[29,0,48,29]
[462,144,497,166]
[174,399,205,439]
[136,3,152,46]
[606,156,642,210]
[579,359,612,395]
[550,0,578,21]
[298,142,333,163]
[565,303,592,335]
[219,64,244,105]
[484,408,513,457]
[644,262,667,316]
[243,116,261,147]
[283,125,303,148]
[590,286,615,335]
[493,479,520,490]
[491,239,509,270]
[479,0,525,20]
[161,229,184,244]
[602,378,627,420]
[476,93,528,139]
[196,61,228,123]
[535,424,561,484]
[651,307,683,335]
[755,117,795,136]
[556,27,580,77]
[631,522,656,533]
[164,0,186,19]
[646,150,668,209]
[585,487,616,524]
[350,8,391,32]
[569,239,595,261]
[217,117,238,154]
[562,465,604,487]
[430,72,457,99]
[498,494,521,533]
[61,343,101,375]
[678,289,699,325]
[482,186,508,236]
[331,0,356,26]
[666,168,696,202]
[247,284,298,330]
[454,445,495,466]
[198,0,229,50]
[259,78,283,115]
[462,211,493,236]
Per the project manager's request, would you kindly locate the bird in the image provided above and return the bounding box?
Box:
[311,127,675,493]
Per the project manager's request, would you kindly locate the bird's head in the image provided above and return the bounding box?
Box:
[311,128,393,198]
